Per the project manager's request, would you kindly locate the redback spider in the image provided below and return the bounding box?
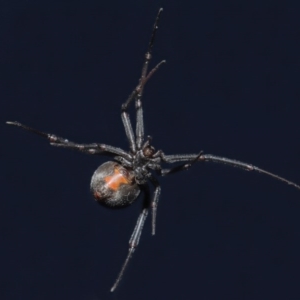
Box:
[6,8,300,292]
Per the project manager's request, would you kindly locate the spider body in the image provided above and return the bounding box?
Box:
[91,138,159,208]
[6,8,300,293]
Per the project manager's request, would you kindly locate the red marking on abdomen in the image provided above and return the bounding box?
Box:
[104,168,129,191]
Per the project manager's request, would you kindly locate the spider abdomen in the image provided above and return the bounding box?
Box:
[90,161,140,208]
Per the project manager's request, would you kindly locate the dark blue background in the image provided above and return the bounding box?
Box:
[2,1,300,299]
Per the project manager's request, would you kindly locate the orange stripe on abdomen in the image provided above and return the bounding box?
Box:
[104,169,129,191]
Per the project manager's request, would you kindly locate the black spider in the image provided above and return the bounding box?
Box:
[6,8,300,292]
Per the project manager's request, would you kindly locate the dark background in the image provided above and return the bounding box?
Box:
[2,1,300,299]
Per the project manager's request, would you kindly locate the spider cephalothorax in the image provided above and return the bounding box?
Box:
[6,8,300,293]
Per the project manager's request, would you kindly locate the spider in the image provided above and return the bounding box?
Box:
[6,8,300,292]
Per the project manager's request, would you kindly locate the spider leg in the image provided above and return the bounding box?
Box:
[148,175,161,235]
[135,8,164,150]
[113,156,132,168]
[6,121,131,159]
[159,151,204,176]
[199,153,300,190]
[160,151,300,191]
[121,8,165,151]
[121,100,137,153]
[110,184,150,292]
